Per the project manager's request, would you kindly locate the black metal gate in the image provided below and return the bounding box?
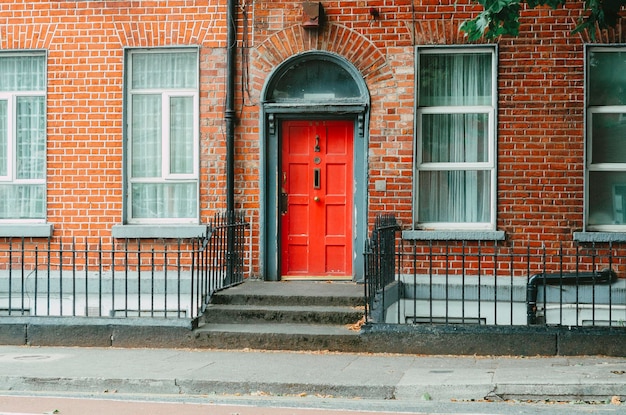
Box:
[364,214,400,323]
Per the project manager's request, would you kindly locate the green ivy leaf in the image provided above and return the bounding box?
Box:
[460,0,625,40]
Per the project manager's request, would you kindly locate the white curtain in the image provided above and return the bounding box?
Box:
[130,52,197,219]
[132,53,196,90]
[169,96,194,175]
[0,101,6,178]
[0,55,45,92]
[0,55,46,220]
[16,97,46,181]
[419,52,491,223]
[0,184,45,219]
[131,183,196,219]
[132,94,162,178]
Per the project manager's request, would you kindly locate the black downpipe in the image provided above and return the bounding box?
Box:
[226,0,237,214]
[526,268,617,324]
[225,0,237,283]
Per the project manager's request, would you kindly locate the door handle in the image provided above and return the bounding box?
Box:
[280,191,288,215]
[281,171,288,215]
[314,196,320,202]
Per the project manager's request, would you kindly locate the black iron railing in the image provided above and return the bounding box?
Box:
[197,211,249,314]
[363,214,400,323]
[0,212,249,321]
[365,235,626,329]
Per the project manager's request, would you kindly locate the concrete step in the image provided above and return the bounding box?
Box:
[209,281,365,307]
[196,281,366,352]
[209,294,364,307]
[193,323,364,352]
[202,304,364,325]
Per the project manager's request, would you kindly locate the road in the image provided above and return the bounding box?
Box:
[3,395,425,415]
[0,393,623,415]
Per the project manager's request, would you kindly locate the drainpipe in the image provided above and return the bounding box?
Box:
[526,268,617,325]
[225,0,237,215]
[224,0,237,283]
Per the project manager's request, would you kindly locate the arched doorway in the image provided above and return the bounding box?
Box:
[259,52,370,281]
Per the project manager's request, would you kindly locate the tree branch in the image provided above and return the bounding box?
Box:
[460,0,624,41]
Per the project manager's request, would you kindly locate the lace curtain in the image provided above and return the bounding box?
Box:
[0,55,46,220]
[418,52,492,224]
[129,52,197,220]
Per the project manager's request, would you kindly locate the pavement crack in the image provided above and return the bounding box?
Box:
[484,385,505,402]
[197,362,216,370]
[173,378,183,394]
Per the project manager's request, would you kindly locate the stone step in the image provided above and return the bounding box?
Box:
[202,304,364,325]
[192,323,364,352]
[209,281,365,308]
[209,294,364,307]
[196,281,366,352]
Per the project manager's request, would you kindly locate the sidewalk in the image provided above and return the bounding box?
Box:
[0,346,625,403]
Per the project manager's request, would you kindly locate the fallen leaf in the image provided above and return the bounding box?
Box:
[346,316,365,331]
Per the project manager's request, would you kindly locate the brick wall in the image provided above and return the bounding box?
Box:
[1,1,229,241]
[1,1,624,276]
[246,1,590,246]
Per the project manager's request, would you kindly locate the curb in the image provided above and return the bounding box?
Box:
[2,321,626,356]
[2,375,624,403]
[0,376,396,400]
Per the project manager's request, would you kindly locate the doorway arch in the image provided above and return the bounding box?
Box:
[259,51,370,281]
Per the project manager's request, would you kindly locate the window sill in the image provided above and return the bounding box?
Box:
[573,232,626,243]
[111,225,206,239]
[0,223,53,238]
[402,230,506,241]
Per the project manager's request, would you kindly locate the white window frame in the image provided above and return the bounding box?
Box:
[0,52,47,223]
[0,93,14,182]
[125,48,200,225]
[414,46,497,231]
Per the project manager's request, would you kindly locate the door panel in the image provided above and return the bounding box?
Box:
[280,120,354,278]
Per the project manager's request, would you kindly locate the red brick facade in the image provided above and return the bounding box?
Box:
[1,1,625,278]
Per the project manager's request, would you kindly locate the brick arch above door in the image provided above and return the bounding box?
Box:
[249,23,394,92]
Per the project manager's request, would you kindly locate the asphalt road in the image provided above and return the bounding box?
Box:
[0,395,433,415]
[0,393,623,415]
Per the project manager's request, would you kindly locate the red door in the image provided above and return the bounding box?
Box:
[280,120,354,279]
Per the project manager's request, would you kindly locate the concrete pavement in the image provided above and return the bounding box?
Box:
[0,346,625,404]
